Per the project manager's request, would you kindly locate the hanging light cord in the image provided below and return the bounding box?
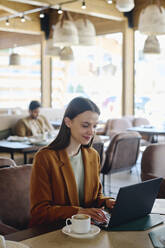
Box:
[149,0,162,13]
[0,0,82,23]
[157,0,162,13]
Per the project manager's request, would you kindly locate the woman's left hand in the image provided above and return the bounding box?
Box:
[105,199,116,209]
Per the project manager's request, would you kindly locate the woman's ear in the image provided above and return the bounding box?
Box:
[64,117,71,128]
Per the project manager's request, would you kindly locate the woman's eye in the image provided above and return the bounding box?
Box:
[82,125,88,128]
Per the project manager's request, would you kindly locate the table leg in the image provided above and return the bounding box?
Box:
[10,152,14,160]
[24,153,27,164]
[151,135,158,143]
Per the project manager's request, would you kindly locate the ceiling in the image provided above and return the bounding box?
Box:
[1,0,165,31]
[0,0,165,49]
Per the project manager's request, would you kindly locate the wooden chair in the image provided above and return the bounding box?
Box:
[101,131,141,193]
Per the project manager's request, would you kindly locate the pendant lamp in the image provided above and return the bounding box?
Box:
[143,35,160,54]
[138,4,165,35]
[9,52,21,65]
[74,18,96,46]
[53,12,79,47]
[60,47,74,61]
[101,63,117,76]
[116,0,134,12]
[45,39,61,56]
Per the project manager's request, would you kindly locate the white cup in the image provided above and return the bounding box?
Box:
[66,214,91,234]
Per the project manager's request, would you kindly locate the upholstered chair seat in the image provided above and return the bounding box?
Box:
[0,165,32,235]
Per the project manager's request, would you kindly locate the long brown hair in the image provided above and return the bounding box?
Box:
[48,97,100,150]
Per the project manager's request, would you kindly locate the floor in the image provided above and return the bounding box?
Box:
[102,152,142,198]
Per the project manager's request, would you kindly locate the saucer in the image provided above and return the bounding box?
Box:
[62,224,100,239]
[5,241,29,248]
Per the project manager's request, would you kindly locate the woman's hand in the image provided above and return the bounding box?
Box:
[105,199,116,209]
[77,208,107,223]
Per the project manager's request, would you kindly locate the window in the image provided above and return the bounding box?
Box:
[0,44,41,109]
[51,33,122,121]
[134,31,165,127]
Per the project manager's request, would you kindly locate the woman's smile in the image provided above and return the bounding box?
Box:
[82,135,92,142]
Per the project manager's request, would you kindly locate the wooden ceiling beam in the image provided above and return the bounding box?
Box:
[0,31,42,49]
[57,0,125,21]
[0,0,37,13]
[0,15,41,34]
[0,1,43,33]
[8,0,50,7]
[8,0,125,21]
[0,4,20,15]
[95,20,125,35]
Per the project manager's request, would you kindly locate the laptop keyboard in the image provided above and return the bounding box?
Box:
[92,210,111,228]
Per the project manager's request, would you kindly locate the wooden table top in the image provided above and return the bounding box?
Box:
[5,199,165,248]
[19,222,165,248]
[128,126,165,135]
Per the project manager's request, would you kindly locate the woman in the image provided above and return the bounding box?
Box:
[29,97,115,227]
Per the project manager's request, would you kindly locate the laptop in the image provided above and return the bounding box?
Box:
[96,178,163,231]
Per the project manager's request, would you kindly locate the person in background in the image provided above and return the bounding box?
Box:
[29,97,115,227]
[14,100,54,137]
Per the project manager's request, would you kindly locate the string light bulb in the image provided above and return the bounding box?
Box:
[58,6,63,14]
[21,15,25,22]
[5,19,10,26]
[39,11,45,18]
[81,0,86,9]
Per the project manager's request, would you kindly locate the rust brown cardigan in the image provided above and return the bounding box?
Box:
[29,146,109,227]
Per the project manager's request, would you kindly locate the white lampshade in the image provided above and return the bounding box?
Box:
[116,0,134,12]
[74,18,96,46]
[138,4,165,35]
[53,20,79,46]
[45,39,61,56]
[9,52,21,65]
[143,35,160,54]
[60,47,74,61]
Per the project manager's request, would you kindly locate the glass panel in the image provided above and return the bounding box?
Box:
[51,33,122,121]
[134,31,165,127]
[0,44,41,110]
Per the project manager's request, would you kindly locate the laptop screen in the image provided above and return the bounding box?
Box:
[109,178,162,228]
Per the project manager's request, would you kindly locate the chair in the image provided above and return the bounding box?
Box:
[133,117,150,127]
[92,142,104,167]
[0,164,32,235]
[133,117,152,144]
[0,157,16,168]
[141,143,165,198]
[101,131,141,193]
[104,118,132,138]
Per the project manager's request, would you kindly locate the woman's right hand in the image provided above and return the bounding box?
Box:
[77,207,108,223]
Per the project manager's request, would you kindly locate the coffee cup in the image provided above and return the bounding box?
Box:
[66,214,91,234]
